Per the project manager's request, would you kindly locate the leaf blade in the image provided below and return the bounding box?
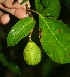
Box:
[20,0,28,4]
[0,53,20,75]
[7,17,35,46]
[35,0,60,18]
[39,15,70,64]
[42,0,61,18]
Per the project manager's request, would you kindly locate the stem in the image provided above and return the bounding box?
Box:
[28,29,33,42]
[29,9,39,15]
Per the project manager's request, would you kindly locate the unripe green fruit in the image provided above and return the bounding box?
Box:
[23,41,41,66]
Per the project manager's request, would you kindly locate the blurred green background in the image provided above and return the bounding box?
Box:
[0,0,70,77]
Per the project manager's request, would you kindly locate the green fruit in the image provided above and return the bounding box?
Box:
[23,41,41,66]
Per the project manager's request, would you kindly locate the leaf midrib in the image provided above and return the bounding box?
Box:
[13,18,34,36]
[40,15,66,62]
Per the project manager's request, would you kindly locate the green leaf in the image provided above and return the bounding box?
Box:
[8,63,20,75]
[35,0,45,14]
[0,53,8,66]
[35,0,60,18]
[7,17,35,46]
[42,0,52,8]
[43,0,61,18]
[20,0,28,4]
[0,53,20,75]
[39,15,70,64]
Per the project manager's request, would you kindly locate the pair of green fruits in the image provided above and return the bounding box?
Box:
[23,41,41,66]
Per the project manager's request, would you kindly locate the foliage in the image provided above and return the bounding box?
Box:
[0,0,70,76]
[20,0,28,4]
[35,0,60,18]
[7,0,70,64]
[0,53,20,75]
[39,15,70,64]
[7,17,35,46]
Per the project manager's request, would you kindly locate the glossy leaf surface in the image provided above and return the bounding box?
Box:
[39,15,70,64]
[35,0,60,18]
[7,17,35,46]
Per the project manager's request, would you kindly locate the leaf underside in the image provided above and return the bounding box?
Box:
[39,15,70,64]
[7,17,35,46]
